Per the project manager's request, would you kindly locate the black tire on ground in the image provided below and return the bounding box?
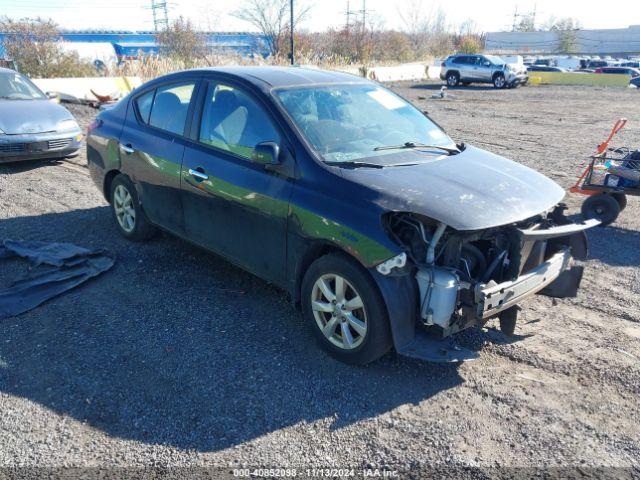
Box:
[446,71,460,87]
[493,73,506,89]
[581,193,621,227]
[110,174,157,241]
[611,193,628,212]
[301,253,392,365]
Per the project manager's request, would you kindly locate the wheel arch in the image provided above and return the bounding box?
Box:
[103,169,121,203]
[292,241,352,304]
[293,240,420,353]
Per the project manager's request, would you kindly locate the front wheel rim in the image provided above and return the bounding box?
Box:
[495,76,505,87]
[311,273,367,350]
[113,184,136,233]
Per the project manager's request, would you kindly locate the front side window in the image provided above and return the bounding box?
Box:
[148,82,195,135]
[275,84,454,163]
[199,82,280,159]
[0,72,46,100]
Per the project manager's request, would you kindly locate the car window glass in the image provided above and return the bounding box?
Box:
[452,56,467,64]
[148,82,195,135]
[199,82,280,159]
[0,72,45,100]
[276,84,453,163]
[135,90,155,124]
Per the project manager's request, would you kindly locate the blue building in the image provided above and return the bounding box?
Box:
[0,30,272,61]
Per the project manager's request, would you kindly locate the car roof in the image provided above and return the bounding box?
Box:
[187,66,371,88]
[0,67,18,74]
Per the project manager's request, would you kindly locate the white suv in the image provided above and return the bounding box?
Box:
[440,54,529,88]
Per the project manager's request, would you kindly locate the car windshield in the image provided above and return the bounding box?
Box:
[0,71,46,100]
[484,55,505,65]
[274,84,455,163]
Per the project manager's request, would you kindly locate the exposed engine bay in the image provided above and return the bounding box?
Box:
[382,206,594,337]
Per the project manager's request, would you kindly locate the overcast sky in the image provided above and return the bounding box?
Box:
[1,0,638,32]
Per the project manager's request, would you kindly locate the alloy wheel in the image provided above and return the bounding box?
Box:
[311,273,367,350]
[113,184,136,233]
[494,75,506,88]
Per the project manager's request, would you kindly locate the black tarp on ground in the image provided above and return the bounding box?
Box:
[0,240,114,319]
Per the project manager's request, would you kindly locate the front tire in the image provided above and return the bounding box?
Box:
[581,193,621,226]
[301,253,392,365]
[110,174,157,241]
[493,73,506,89]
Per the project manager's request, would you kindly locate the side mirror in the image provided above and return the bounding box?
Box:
[46,91,60,103]
[252,141,281,168]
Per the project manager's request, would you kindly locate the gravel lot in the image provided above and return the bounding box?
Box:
[0,82,639,476]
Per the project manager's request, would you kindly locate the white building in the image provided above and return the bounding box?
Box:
[485,25,640,56]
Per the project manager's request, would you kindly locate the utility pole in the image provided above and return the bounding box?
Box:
[151,0,169,32]
[511,6,518,32]
[290,0,295,65]
[362,0,366,34]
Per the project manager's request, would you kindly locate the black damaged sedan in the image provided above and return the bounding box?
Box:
[87,67,597,364]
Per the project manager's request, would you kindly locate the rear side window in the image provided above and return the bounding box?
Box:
[135,90,154,124]
[452,56,468,64]
[148,82,195,135]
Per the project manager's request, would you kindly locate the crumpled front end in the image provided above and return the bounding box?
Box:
[381,205,597,344]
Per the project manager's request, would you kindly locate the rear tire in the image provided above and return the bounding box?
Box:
[301,253,392,365]
[446,71,460,87]
[581,193,621,226]
[110,174,157,241]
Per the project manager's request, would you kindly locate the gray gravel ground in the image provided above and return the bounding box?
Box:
[0,83,639,476]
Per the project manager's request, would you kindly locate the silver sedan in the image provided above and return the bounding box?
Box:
[0,67,82,163]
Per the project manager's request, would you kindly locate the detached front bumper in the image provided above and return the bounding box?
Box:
[0,130,83,163]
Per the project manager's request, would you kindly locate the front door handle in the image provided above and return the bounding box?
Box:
[119,143,135,155]
[188,168,209,181]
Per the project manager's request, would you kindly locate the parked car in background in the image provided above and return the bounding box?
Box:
[87,67,594,364]
[630,76,640,88]
[527,65,568,73]
[594,67,640,78]
[440,54,528,88]
[0,68,82,163]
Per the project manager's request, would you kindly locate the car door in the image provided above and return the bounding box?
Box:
[119,78,199,235]
[180,79,295,284]
[456,56,474,80]
[475,56,493,81]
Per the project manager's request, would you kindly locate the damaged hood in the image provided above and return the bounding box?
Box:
[340,145,565,231]
[0,99,74,135]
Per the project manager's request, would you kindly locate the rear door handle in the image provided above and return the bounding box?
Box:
[188,168,208,181]
[119,143,135,154]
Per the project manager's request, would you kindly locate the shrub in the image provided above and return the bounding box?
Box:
[0,17,95,78]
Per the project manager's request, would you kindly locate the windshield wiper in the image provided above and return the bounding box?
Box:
[373,142,460,154]
[324,160,385,169]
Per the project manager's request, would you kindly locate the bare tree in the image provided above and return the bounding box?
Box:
[157,16,207,67]
[232,0,311,57]
[543,16,581,31]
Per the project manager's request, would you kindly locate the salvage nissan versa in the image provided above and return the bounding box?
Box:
[87,67,597,364]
